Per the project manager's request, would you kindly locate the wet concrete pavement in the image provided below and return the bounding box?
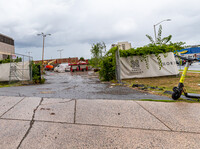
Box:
[1,96,200,149]
[0,71,171,100]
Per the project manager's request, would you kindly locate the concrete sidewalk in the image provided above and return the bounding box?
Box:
[0,96,200,149]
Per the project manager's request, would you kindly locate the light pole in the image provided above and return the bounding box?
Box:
[154,19,171,43]
[57,49,63,59]
[37,32,51,73]
[26,51,32,57]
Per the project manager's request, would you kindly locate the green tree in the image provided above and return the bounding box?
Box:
[79,57,85,61]
[90,42,106,68]
[146,25,172,45]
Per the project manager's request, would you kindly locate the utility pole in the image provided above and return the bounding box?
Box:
[57,49,63,59]
[37,32,51,73]
[27,51,32,57]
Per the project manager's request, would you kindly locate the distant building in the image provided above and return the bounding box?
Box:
[34,57,79,65]
[0,33,15,60]
[111,41,132,50]
[177,47,200,60]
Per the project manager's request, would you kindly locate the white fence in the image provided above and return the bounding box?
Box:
[119,52,179,79]
[0,61,31,82]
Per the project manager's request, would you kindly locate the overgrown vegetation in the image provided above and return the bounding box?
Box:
[120,44,175,69]
[91,26,186,81]
[98,43,184,81]
[146,25,172,45]
[99,47,117,81]
[119,25,185,69]
[32,63,45,84]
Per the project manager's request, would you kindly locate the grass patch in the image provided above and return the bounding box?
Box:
[140,98,199,103]
[140,99,177,102]
[124,72,200,98]
[179,70,200,73]
[0,82,22,88]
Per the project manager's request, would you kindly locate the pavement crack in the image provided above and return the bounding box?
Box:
[0,97,26,118]
[58,99,74,104]
[16,97,44,149]
[136,101,173,131]
[33,120,200,135]
[41,99,74,106]
[74,99,77,124]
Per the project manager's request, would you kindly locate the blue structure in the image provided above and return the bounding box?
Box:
[177,47,200,60]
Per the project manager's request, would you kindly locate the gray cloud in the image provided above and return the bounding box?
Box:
[1,0,200,60]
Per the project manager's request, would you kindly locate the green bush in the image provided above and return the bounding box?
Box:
[99,47,117,81]
[32,63,44,84]
[40,77,46,84]
[120,44,175,57]
[120,44,176,69]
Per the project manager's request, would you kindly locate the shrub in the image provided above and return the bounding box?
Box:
[119,44,176,69]
[40,77,46,84]
[32,63,44,84]
[99,47,117,81]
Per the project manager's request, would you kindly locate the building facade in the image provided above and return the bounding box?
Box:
[0,33,15,60]
[111,41,132,50]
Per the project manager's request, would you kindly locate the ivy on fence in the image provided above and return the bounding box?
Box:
[98,43,184,81]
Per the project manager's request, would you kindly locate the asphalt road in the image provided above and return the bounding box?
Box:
[0,71,171,100]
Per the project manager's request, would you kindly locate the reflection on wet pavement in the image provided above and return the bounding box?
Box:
[0,71,171,100]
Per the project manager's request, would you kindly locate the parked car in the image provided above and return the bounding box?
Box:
[176,59,186,65]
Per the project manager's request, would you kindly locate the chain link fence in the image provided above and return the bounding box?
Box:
[8,53,33,82]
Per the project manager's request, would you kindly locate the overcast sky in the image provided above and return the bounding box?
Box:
[0,0,200,60]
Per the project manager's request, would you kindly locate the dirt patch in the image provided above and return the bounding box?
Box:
[40,91,56,94]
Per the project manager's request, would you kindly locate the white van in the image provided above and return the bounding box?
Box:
[54,63,70,73]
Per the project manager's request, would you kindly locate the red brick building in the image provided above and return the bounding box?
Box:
[34,57,79,65]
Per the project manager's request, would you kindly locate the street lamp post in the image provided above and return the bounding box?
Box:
[26,51,32,57]
[153,19,171,43]
[37,32,51,73]
[57,49,63,59]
